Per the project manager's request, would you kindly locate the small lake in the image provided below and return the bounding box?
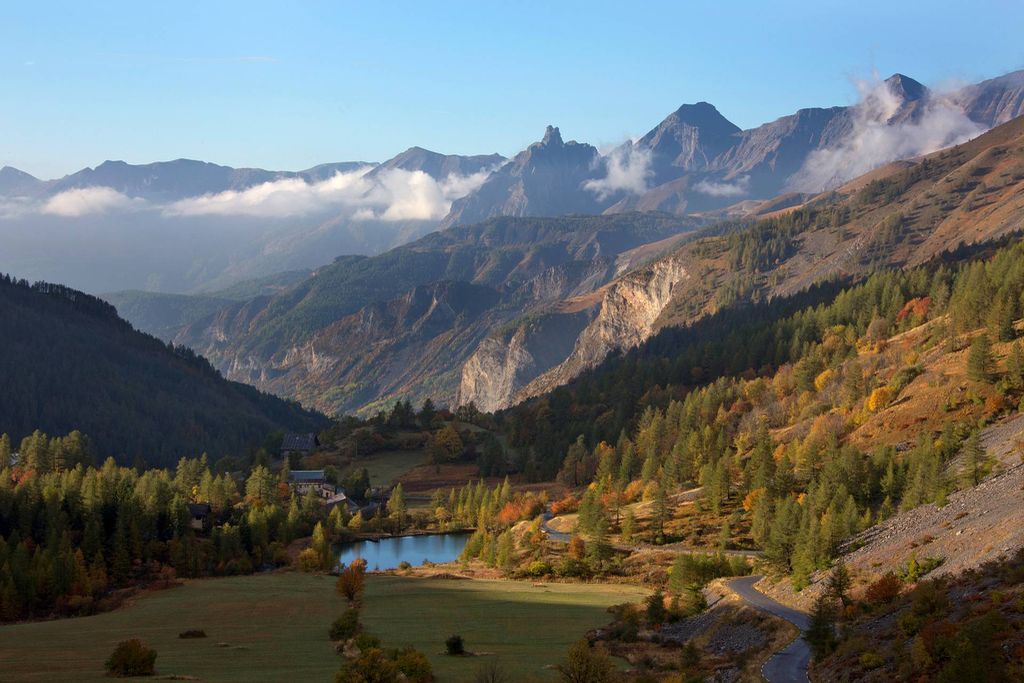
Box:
[335,533,470,571]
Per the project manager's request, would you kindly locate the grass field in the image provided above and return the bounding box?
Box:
[358,449,426,487]
[0,573,646,682]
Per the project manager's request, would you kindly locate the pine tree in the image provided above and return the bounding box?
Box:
[806,595,837,659]
[311,522,332,570]
[387,483,407,532]
[0,434,10,470]
[620,509,635,545]
[1007,341,1024,390]
[966,334,996,382]
[827,560,851,606]
[959,431,992,488]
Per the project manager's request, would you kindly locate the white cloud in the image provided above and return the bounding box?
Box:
[787,77,986,192]
[693,175,751,197]
[164,166,491,221]
[584,144,652,199]
[42,187,145,217]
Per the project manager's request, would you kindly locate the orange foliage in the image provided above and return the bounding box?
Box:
[568,536,586,560]
[896,297,932,323]
[743,487,766,512]
[865,572,903,604]
[550,494,579,516]
[336,558,367,603]
[623,480,644,503]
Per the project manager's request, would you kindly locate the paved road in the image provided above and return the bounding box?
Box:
[540,511,571,542]
[727,576,811,683]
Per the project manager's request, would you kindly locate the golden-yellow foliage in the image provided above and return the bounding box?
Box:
[866,386,893,412]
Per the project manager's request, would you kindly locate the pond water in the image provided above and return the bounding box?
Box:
[335,533,470,571]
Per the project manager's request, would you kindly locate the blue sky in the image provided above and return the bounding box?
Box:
[2,1,1022,178]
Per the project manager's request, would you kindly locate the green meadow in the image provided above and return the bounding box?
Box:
[0,573,646,682]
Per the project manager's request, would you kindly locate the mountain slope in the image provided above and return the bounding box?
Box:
[0,275,325,466]
[165,212,705,415]
[459,114,1024,411]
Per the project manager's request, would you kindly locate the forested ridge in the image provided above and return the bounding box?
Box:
[0,274,325,467]
[489,230,1024,585]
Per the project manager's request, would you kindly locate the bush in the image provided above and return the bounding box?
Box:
[398,560,412,571]
[178,629,207,639]
[394,647,433,682]
[105,639,157,677]
[865,572,903,605]
[335,648,397,683]
[329,608,361,641]
[445,634,465,656]
[351,632,381,653]
[297,548,320,573]
[859,651,885,669]
[645,591,668,626]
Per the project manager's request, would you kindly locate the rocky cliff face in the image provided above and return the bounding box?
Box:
[459,253,693,411]
[441,126,612,228]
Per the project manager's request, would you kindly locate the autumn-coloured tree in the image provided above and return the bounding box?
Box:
[336,558,367,604]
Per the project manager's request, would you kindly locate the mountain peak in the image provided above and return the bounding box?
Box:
[885,73,927,101]
[541,125,563,146]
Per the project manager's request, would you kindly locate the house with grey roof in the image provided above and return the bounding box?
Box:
[288,469,335,499]
[281,432,318,458]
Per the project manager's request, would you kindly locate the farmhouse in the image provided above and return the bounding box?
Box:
[288,469,335,499]
[281,433,318,458]
[188,503,212,532]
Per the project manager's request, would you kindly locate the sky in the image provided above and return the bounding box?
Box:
[2,1,1023,179]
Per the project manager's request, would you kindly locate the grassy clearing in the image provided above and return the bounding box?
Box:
[0,573,646,682]
[357,449,426,487]
[360,576,647,680]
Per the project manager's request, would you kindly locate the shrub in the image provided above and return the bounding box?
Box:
[351,632,381,653]
[445,634,465,656]
[525,560,551,577]
[473,660,511,683]
[898,611,922,637]
[335,648,397,683]
[105,639,157,677]
[398,560,412,571]
[645,591,668,626]
[329,608,361,641]
[178,629,207,639]
[297,548,320,573]
[859,651,885,669]
[394,647,433,682]
[865,572,903,604]
[555,640,617,683]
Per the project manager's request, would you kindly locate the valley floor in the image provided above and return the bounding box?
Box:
[0,572,646,682]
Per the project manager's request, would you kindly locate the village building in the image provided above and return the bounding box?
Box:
[281,433,318,459]
[188,503,212,532]
[288,469,336,499]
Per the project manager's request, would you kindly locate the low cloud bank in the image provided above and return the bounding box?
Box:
[165,167,491,221]
[694,175,750,197]
[584,144,652,199]
[42,187,145,217]
[788,77,985,192]
[3,167,493,222]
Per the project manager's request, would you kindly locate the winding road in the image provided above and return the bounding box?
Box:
[727,576,811,683]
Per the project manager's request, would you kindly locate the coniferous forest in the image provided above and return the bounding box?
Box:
[0,275,325,467]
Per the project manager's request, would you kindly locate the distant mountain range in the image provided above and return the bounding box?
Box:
[444,70,1024,225]
[3,70,1021,296]
[105,69,1024,418]
[8,68,1024,419]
